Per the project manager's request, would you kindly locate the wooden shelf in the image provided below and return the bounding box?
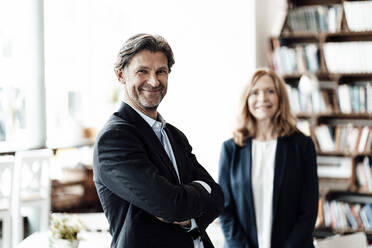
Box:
[296,113,372,119]
[290,0,341,8]
[278,31,372,41]
[325,191,372,203]
[338,73,372,82]
[282,72,372,80]
[326,31,372,42]
[317,151,372,157]
[278,0,372,239]
[356,190,372,196]
[314,228,372,238]
[272,34,320,44]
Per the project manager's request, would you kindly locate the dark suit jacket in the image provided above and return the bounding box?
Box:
[218,132,318,248]
[93,102,224,248]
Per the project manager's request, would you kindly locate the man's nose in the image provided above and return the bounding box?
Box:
[147,72,160,87]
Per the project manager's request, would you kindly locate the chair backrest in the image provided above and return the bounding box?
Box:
[13,149,53,201]
[12,149,54,246]
[0,155,15,210]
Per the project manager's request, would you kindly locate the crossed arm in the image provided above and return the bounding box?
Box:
[95,125,224,228]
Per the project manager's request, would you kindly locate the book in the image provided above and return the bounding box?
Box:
[351,204,364,229]
[363,156,372,192]
[365,127,372,151]
[359,207,370,229]
[323,200,332,227]
[324,42,372,73]
[315,125,336,152]
[359,86,366,113]
[337,85,352,114]
[343,202,358,229]
[367,83,372,113]
[358,126,370,152]
[352,85,360,113]
[364,204,372,228]
[316,198,324,228]
[356,163,369,191]
[287,5,342,33]
[304,44,320,73]
[317,156,352,179]
[344,1,372,32]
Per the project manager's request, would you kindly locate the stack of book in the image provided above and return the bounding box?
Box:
[344,1,372,32]
[314,124,372,153]
[287,5,342,33]
[321,200,372,230]
[356,157,372,192]
[286,84,333,114]
[337,83,372,114]
[324,42,372,73]
[317,156,352,179]
[272,43,320,74]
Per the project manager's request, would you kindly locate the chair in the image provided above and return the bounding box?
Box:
[0,155,15,248]
[12,149,53,246]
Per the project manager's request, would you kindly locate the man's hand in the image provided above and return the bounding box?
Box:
[173,219,191,227]
[156,217,191,227]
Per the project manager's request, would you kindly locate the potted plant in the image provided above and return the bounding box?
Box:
[50,213,84,248]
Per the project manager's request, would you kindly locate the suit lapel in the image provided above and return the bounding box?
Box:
[116,102,180,183]
[241,139,258,247]
[272,136,288,222]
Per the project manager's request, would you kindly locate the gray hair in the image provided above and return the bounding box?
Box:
[114,33,175,73]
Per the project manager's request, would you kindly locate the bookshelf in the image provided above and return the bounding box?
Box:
[269,0,372,239]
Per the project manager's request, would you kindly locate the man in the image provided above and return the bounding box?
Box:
[93,33,224,248]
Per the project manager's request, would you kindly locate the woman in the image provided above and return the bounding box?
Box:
[218,68,318,248]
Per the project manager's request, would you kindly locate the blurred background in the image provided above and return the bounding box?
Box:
[0,0,284,178]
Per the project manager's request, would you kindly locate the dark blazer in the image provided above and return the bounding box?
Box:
[93,102,224,248]
[218,132,318,248]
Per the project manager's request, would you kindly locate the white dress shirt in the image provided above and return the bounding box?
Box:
[251,139,277,248]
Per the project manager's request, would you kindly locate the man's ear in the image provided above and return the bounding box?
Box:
[116,69,126,84]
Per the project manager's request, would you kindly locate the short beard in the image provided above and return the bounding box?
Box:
[138,95,163,111]
[140,103,159,112]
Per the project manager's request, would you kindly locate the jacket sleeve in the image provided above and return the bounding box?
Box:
[175,128,224,231]
[94,126,219,223]
[218,141,250,248]
[285,136,319,248]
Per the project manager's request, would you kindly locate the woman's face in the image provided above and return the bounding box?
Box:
[248,75,279,123]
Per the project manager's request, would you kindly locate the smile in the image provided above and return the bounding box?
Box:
[140,87,162,92]
[256,105,272,108]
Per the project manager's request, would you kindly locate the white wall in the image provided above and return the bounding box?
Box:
[157,1,257,178]
[255,0,287,67]
[44,0,286,179]
[78,0,257,178]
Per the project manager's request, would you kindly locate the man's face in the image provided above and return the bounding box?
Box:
[118,50,169,112]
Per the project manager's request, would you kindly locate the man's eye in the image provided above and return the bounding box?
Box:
[138,69,147,74]
[157,70,168,75]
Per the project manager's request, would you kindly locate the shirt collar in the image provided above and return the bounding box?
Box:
[124,101,166,129]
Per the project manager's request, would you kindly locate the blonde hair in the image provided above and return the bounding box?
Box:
[233,68,298,146]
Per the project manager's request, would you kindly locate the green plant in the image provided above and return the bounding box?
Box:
[50,213,84,243]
